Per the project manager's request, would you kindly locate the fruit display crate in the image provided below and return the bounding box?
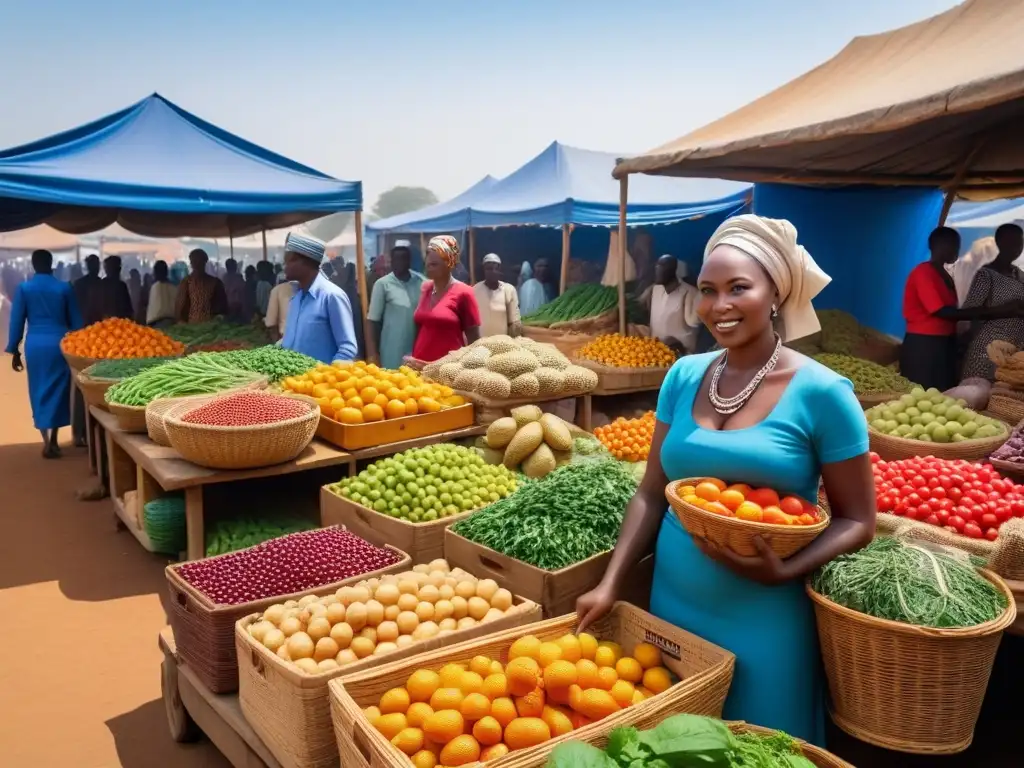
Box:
[235,598,542,768]
[328,602,735,768]
[572,357,670,395]
[321,487,478,564]
[316,403,475,450]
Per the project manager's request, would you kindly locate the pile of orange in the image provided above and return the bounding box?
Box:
[577,334,676,369]
[678,478,821,526]
[281,361,466,425]
[593,411,654,462]
[61,318,184,359]
[365,633,674,767]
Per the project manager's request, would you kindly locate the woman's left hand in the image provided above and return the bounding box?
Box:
[693,534,792,585]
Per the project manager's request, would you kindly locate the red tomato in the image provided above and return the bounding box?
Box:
[917,502,933,518]
[924,514,940,527]
[980,513,999,529]
[985,528,1000,542]
[948,487,963,502]
[949,515,966,533]
[964,522,983,539]
[779,496,804,517]
[936,509,951,525]
[929,486,947,500]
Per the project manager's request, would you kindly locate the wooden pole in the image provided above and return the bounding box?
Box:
[355,211,371,359]
[618,176,628,335]
[468,228,476,285]
[560,224,571,295]
[420,232,427,262]
[939,137,988,226]
[261,229,268,262]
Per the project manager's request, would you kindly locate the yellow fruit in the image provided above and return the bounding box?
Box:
[359,386,379,403]
[490,697,518,728]
[578,632,598,661]
[508,635,541,661]
[543,660,578,690]
[596,666,618,690]
[429,687,464,711]
[490,660,504,676]
[375,712,408,740]
[514,686,546,718]
[391,727,425,755]
[422,709,465,744]
[337,406,363,424]
[506,657,540,697]
[410,749,438,768]
[418,396,441,413]
[481,743,510,761]
[642,667,672,695]
[632,642,663,670]
[504,717,552,750]
[469,655,493,677]
[440,734,481,767]
[576,689,621,720]
[472,715,504,746]
[567,684,583,711]
[406,702,434,728]
[385,399,407,419]
[459,671,485,695]
[363,705,381,726]
[439,663,467,688]
[538,642,563,667]
[615,657,644,684]
[404,398,419,415]
[380,687,411,715]
[594,644,620,668]
[406,670,441,703]
[362,403,384,422]
[345,395,364,410]
[609,680,636,707]
[575,659,600,689]
[555,634,582,663]
[541,705,574,738]
[482,672,509,700]
[460,692,492,721]
[632,689,648,706]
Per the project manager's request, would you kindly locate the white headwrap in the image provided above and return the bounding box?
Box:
[703,214,830,342]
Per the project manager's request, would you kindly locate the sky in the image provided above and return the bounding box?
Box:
[0,0,960,210]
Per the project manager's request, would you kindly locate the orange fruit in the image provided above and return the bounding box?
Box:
[575,689,621,720]
[429,688,465,711]
[404,398,419,415]
[543,660,577,690]
[747,488,781,509]
[418,396,441,413]
[482,673,509,700]
[439,734,481,767]
[762,506,788,525]
[506,657,540,696]
[718,489,745,511]
[375,712,408,740]
[345,395,364,409]
[509,635,541,661]
[359,386,379,403]
[704,477,727,491]
[541,705,574,737]
[422,709,465,744]
[490,697,517,728]
[642,667,672,694]
[735,501,763,522]
[704,501,733,517]
[410,749,438,768]
[460,692,492,721]
[570,711,594,730]
[469,656,493,678]
[575,659,600,689]
[472,715,503,746]
[779,496,806,517]
[407,702,434,728]
[364,705,381,726]
[438,663,467,688]
[614,657,643,684]
[373,393,390,408]
[632,643,662,670]
[459,671,485,696]
[329,397,347,413]
[694,482,722,503]
[567,684,583,711]
[480,743,510,761]
[609,680,636,707]
[577,632,598,661]
[407,669,442,702]
[593,644,620,668]
[798,512,817,526]
[380,687,411,714]
[391,727,425,755]
[595,666,618,690]
[554,635,582,663]
[538,642,563,667]
[514,686,546,718]
[503,717,552,750]
[361,402,385,422]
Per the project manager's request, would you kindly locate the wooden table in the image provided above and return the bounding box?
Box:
[159,627,280,768]
[90,406,485,560]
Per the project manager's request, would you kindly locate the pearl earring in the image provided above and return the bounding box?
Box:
[771,305,779,320]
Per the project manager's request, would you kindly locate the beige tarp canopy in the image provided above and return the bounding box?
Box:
[614,0,1024,201]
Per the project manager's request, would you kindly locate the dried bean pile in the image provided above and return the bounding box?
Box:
[182,391,308,426]
[175,527,402,605]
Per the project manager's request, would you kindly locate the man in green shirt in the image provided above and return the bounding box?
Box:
[367,242,425,369]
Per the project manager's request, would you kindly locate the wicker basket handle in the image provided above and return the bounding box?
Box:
[174,586,194,613]
[250,648,266,678]
[351,722,374,764]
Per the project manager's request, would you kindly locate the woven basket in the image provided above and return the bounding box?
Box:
[987,394,1024,425]
[856,391,901,410]
[868,425,1009,462]
[62,350,99,375]
[666,478,828,558]
[76,371,118,411]
[990,456,1024,484]
[106,400,149,433]
[166,531,410,695]
[809,569,1016,754]
[328,602,735,768]
[145,379,269,447]
[164,394,319,470]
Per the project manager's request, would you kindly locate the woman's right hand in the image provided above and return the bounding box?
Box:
[575,579,619,634]
[11,351,23,372]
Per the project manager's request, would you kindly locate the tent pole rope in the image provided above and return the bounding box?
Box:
[261,228,268,262]
[560,224,571,295]
[618,176,628,335]
[939,136,988,226]
[355,210,370,353]
[468,228,476,285]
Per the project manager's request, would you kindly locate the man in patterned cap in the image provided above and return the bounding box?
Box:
[281,232,358,363]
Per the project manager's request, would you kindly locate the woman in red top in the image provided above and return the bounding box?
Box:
[412,236,481,362]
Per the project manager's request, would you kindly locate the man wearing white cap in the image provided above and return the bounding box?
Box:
[473,253,521,338]
[367,241,424,368]
[280,232,358,363]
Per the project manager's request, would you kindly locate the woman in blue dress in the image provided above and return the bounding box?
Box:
[6,249,83,458]
[576,215,876,745]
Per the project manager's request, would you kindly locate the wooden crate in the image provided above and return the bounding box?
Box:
[236,598,542,768]
[573,358,670,395]
[321,487,474,564]
[328,602,735,768]
[316,403,475,450]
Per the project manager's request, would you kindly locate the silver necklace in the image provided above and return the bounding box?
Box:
[708,334,782,415]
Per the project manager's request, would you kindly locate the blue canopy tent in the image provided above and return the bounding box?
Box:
[367,175,500,234]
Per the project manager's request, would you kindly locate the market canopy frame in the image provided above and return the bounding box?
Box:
[613,0,1024,206]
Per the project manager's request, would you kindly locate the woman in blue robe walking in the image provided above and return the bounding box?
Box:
[6,249,83,458]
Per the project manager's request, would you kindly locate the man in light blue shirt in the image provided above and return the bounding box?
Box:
[281,232,358,363]
[367,241,424,369]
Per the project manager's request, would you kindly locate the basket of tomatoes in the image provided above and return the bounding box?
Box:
[665,478,829,558]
